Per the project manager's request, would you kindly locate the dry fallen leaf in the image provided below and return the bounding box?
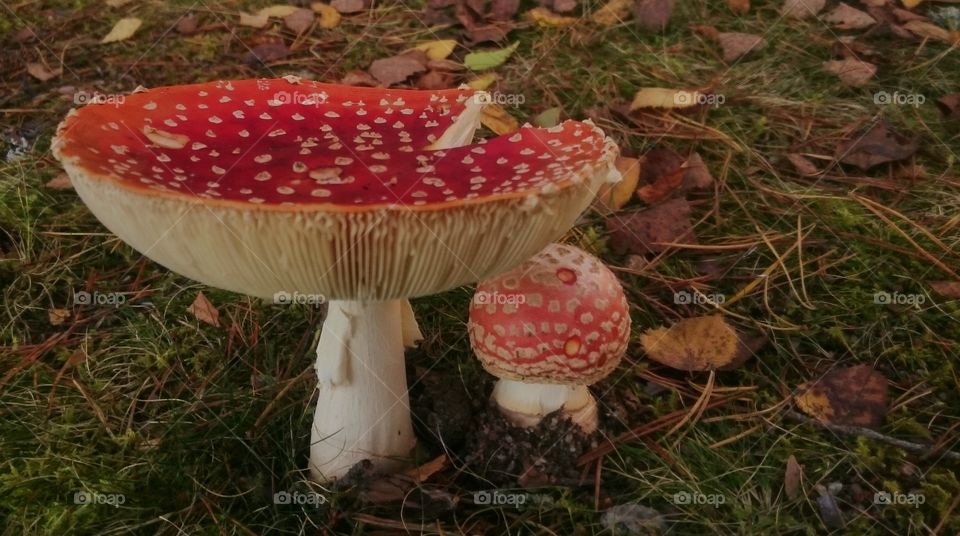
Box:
[45,173,73,189]
[794,364,888,428]
[311,2,342,28]
[901,0,923,8]
[634,0,672,33]
[466,73,498,90]
[903,20,958,44]
[935,93,960,120]
[835,120,917,170]
[257,4,301,17]
[785,153,819,176]
[784,455,802,500]
[26,62,62,82]
[369,52,428,86]
[593,0,633,25]
[930,281,960,299]
[823,58,876,87]
[400,454,447,482]
[239,12,270,28]
[606,197,697,255]
[48,308,71,326]
[637,161,684,204]
[341,69,379,86]
[331,0,365,13]
[781,0,825,19]
[188,291,221,327]
[682,153,713,190]
[176,14,199,34]
[639,315,741,371]
[726,0,749,13]
[823,3,876,30]
[412,40,458,61]
[101,17,142,43]
[283,8,315,33]
[715,32,767,62]
[527,7,579,26]
[595,156,641,212]
[480,104,520,135]
[105,0,132,7]
[243,42,290,67]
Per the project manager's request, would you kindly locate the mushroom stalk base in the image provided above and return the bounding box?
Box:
[310,299,417,481]
[492,379,599,433]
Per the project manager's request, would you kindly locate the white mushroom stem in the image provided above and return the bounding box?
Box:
[310,300,417,481]
[400,299,423,348]
[491,379,599,433]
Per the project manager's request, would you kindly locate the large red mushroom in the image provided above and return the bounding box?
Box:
[52,77,621,480]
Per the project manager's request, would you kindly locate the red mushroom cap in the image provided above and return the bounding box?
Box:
[468,243,630,384]
[53,78,611,210]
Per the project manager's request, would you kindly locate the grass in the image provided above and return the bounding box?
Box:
[2,0,960,534]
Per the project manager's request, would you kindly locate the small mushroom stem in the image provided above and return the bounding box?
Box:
[310,299,416,481]
[491,379,599,433]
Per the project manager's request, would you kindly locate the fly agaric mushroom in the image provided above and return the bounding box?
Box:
[468,243,630,433]
[52,77,620,480]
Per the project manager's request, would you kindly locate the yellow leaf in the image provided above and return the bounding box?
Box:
[592,0,632,25]
[794,365,888,427]
[595,156,641,212]
[257,4,301,17]
[101,17,142,43]
[629,87,702,111]
[412,39,458,60]
[466,73,497,90]
[310,3,342,28]
[639,315,740,371]
[480,104,519,135]
[48,308,71,326]
[901,0,923,8]
[527,7,579,27]
[239,12,270,28]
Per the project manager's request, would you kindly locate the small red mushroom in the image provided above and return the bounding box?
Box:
[468,243,631,433]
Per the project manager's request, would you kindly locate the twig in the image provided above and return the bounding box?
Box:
[783,410,960,462]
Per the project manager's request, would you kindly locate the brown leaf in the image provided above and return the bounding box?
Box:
[716,32,766,62]
[480,104,520,135]
[637,167,684,204]
[188,291,221,327]
[606,197,697,255]
[48,308,71,326]
[639,315,741,371]
[780,0,824,18]
[785,153,819,176]
[795,365,888,428]
[416,69,455,89]
[785,455,802,500]
[930,281,960,299]
[243,42,290,66]
[823,3,876,29]
[491,0,521,19]
[15,26,37,43]
[331,0,365,13]
[823,58,876,87]
[682,153,713,189]
[726,0,749,13]
[935,92,960,120]
[835,120,917,170]
[26,62,62,82]
[45,173,73,189]
[401,454,448,482]
[283,8,315,33]
[341,69,379,86]
[593,0,633,25]
[368,52,428,86]
[903,20,958,44]
[176,14,199,34]
[634,0,672,33]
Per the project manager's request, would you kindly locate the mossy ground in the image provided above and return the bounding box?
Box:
[1,0,959,534]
